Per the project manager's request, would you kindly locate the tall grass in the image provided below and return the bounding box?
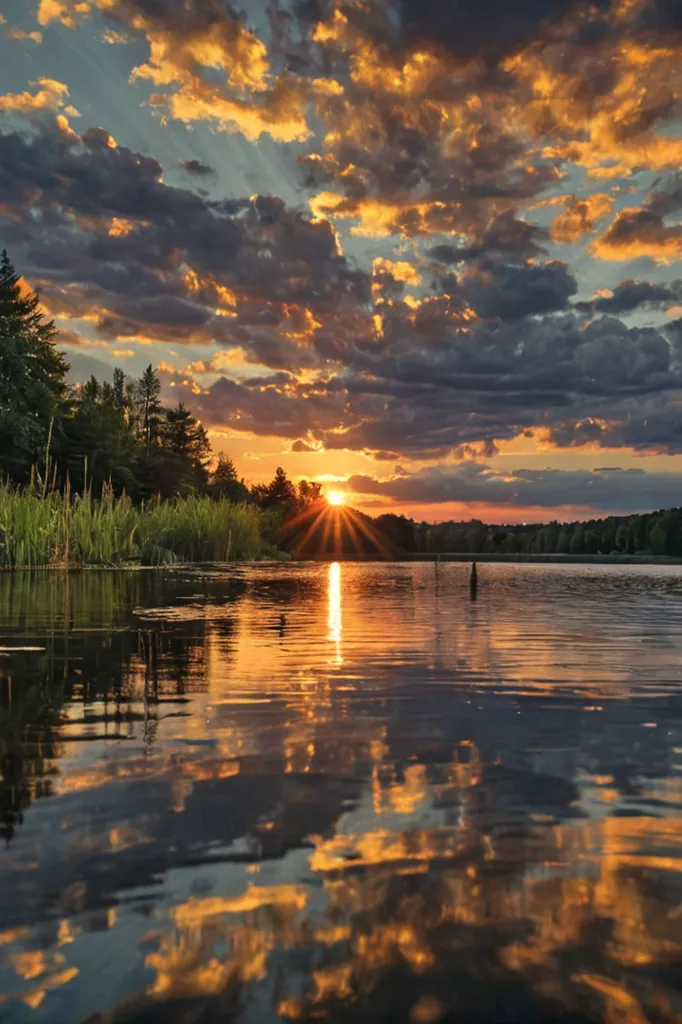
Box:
[0,481,279,568]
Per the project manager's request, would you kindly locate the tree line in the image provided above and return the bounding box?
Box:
[404,513,682,558]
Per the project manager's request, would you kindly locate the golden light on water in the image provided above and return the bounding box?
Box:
[327,561,342,665]
[326,491,345,506]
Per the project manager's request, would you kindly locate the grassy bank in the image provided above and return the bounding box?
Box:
[0,483,281,568]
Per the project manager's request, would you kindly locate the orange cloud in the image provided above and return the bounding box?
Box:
[107,217,136,237]
[131,19,269,93]
[38,0,312,143]
[592,209,682,263]
[7,27,43,44]
[551,194,614,244]
[0,78,77,116]
[37,0,90,28]
[372,258,422,286]
[154,76,310,143]
[309,192,459,238]
[507,33,682,177]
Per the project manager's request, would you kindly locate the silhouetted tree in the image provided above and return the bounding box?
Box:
[210,454,251,502]
[135,364,163,455]
[0,250,68,482]
[650,521,667,555]
[62,373,139,495]
[298,480,323,508]
[375,514,417,552]
[162,402,211,493]
[112,367,128,413]
[255,467,298,510]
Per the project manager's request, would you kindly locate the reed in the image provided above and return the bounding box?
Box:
[0,481,278,568]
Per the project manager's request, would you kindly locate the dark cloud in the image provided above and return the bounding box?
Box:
[193,374,347,441]
[633,0,682,40]
[398,0,613,64]
[430,213,547,265]
[178,159,216,177]
[456,260,577,320]
[576,279,682,315]
[0,112,366,362]
[290,439,317,452]
[592,208,682,262]
[647,173,682,217]
[176,309,682,460]
[347,461,682,515]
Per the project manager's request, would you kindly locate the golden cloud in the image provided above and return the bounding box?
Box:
[550,194,614,244]
[0,78,77,115]
[37,0,91,28]
[309,193,459,238]
[7,27,43,44]
[372,258,422,286]
[154,76,310,143]
[36,0,312,143]
[592,208,682,263]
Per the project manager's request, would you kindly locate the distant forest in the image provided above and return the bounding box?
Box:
[298,510,682,559]
[408,513,682,558]
[2,248,682,559]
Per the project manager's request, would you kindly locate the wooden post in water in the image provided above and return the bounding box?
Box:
[470,561,478,600]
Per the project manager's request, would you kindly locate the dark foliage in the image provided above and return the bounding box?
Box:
[413,511,682,557]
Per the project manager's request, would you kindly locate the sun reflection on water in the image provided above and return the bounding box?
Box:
[327,561,342,665]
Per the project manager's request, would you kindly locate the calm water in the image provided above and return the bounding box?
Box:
[0,563,681,1024]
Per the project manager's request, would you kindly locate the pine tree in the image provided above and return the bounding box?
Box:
[112,367,127,413]
[134,364,163,454]
[213,453,238,485]
[0,250,69,482]
[162,402,211,493]
[257,466,298,510]
[81,376,101,403]
[63,373,139,496]
[210,453,250,502]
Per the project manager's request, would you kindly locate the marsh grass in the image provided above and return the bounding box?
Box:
[0,481,277,568]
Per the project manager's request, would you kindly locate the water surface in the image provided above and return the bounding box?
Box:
[1,563,681,1023]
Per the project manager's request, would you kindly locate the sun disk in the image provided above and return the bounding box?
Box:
[327,490,345,506]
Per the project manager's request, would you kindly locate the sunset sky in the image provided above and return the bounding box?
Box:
[2,0,682,522]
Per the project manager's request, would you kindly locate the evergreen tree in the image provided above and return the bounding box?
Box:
[62,372,139,495]
[161,402,212,493]
[213,453,238,486]
[297,479,323,508]
[81,375,101,403]
[0,251,69,482]
[256,467,298,510]
[112,367,127,413]
[210,454,250,502]
[135,364,163,454]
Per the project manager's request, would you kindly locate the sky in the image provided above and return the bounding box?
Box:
[2,0,682,523]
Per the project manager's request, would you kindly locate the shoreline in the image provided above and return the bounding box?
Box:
[3,552,682,570]
[307,552,682,565]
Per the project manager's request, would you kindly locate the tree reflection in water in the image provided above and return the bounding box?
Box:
[0,563,680,1023]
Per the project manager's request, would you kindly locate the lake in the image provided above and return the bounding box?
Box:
[0,562,681,1024]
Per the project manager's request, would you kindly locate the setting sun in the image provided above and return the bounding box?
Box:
[327,491,345,506]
